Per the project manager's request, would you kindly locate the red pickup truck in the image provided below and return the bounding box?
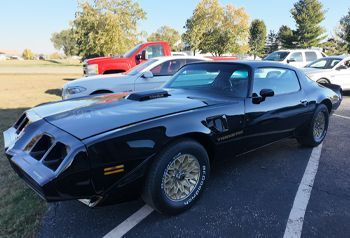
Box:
[83,41,238,76]
[83,41,172,76]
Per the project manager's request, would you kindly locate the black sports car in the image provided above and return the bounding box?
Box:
[3,61,342,214]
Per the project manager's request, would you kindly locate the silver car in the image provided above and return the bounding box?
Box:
[303,55,350,90]
[62,56,209,100]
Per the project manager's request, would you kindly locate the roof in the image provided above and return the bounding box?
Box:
[187,60,299,70]
[152,55,211,62]
[323,55,349,60]
[275,49,322,52]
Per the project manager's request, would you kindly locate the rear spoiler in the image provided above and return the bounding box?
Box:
[319,83,342,98]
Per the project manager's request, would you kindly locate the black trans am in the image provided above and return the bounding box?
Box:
[3,61,342,214]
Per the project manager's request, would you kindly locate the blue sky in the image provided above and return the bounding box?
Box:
[0,0,349,54]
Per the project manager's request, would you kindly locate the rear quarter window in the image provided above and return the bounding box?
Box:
[305,52,318,62]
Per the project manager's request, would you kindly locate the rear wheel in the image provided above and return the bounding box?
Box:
[297,104,329,147]
[142,139,210,215]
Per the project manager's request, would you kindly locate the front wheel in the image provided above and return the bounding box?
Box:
[297,104,329,147]
[142,139,210,215]
[317,78,330,84]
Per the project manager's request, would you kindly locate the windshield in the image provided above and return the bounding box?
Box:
[125,59,158,76]
[123,44,141,58]
[264,51,289,61]
[165,63,249,97]
[305,58,342,69]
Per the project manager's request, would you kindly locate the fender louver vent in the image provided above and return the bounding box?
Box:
[127,89,170,101]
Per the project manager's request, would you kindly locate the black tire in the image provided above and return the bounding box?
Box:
[297,104,329,147]
[142,139,210,215]
[317,78,330,84]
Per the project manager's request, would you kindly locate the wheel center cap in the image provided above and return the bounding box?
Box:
[175,171,185,181]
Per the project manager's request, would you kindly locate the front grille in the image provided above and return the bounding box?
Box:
[27,134,68,171]
[14,113,29,134]
[43,142,68,171]
[30,135,53,160]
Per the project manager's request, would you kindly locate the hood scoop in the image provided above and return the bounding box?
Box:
[127,89,170,101]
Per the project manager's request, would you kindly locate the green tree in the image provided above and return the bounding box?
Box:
[183,0,223,55]
[249,19,267,59]
[278,25,295,49]
[222,4,250,54]
[73,0,146,58]
[320,38,347,55]
[147,26,182,51]
[22,49,34,60]
[51,29,78,56]
[183,0,249,56]
[291,0,326,47]
[199,28,233,56]
[265,30,279,54]
[338,8,350,53]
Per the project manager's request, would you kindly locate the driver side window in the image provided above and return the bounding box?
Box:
[253,68,300,96]
[150,59,185,76]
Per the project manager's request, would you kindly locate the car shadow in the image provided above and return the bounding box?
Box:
[45,89,62,97]
[63,78,76,81]
[342,91,350,97]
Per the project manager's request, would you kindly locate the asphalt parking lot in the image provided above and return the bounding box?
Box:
[38,94,350,238]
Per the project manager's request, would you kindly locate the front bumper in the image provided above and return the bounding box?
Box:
[4,116,94,202]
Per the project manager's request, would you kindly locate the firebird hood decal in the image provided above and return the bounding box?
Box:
[30,93,210,139]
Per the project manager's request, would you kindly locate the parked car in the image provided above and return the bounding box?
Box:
[63,56,209,99]
[0,54,8,60]
[4,61,341,214]
[264,49,326,68]
[83,41,172,76]
[302,56,350,90]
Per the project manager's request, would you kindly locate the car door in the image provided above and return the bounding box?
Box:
[287,52,305,68]
[135,59,186,91]
[331,59,350,90]
[243,67,312,151]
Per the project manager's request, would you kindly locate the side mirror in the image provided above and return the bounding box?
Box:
[141,50,148,60]
[252,89,274,104]
[287,58,296,63]
[136,54,142,61]
[142,71,153,79]
[260,88,274,98]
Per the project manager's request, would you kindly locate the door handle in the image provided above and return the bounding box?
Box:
[300,99,308,106]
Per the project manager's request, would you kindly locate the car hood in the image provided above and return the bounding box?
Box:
[64,73,136,88]
[302,68,333,75]
[87,56,128,64]
[29,90,218,139]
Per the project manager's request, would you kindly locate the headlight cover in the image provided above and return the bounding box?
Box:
[86,64,99,76]
[65,86,87,95]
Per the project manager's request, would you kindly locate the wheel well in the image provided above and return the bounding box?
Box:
[317,78,330,84]
[103,70,125,74]
[175,133,216,164]
[321,99,332,113]
[90,90,113,95]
